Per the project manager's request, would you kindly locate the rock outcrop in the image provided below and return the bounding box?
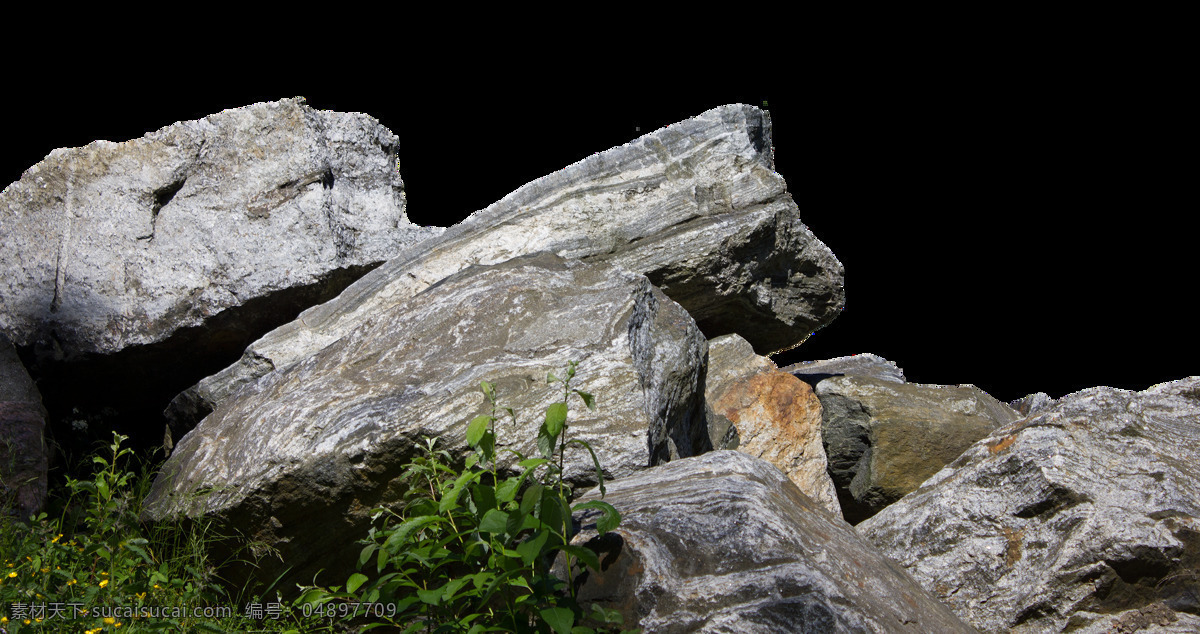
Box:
[1,97,439,359]
[0,335,48,519]
[858,377,1200,633]
[783,352,906,385]
[568,450,977,632]
[170,103,846,433]
[815,374,1019,524]
[705,334,840,516]
[143,253,709,589]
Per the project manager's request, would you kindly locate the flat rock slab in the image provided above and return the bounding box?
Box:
[1,97,439,358]
[570,450,976,633]
[858,377,1200,633]
[816,374,1018,524]
[783,352,906,385]
[705,334,840,516]
[142,253,709,589]
[174,103,845,431]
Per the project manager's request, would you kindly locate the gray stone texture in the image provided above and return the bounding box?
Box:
[705,334,840,516]
[816,375,1019,524]
[857,377,1200,633]
[142,253,709,590]
[783,352,906,385]
[0,97,440,359]
[569,450,977,633]
[0,335,48,519]
[172,103,846,432]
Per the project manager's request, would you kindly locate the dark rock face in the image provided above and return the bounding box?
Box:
[704,334,839,515]
[569,450,977,633]
[171,103,846,433]
[0,335,48,519]
[142,253,709,590]
[857,377,1200,633]
[815,374,1019,524]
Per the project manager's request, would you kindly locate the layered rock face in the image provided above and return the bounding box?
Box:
[569,450,976,633]
[705,334,840,516]
[143,253,709,588]
[170,103,845,432]
[0,335,48,519]
[1,97,439,359]
[814,373,1019,524]
[858,377,1200,633]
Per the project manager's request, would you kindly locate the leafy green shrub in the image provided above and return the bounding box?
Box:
[0,432,324,633]
[299,361,636,633]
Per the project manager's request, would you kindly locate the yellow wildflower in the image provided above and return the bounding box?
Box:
[105,617,116,625]
[6,571,15,578]
[51,533,62,543]
[99,579,109,588]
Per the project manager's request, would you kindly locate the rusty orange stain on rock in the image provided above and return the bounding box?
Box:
[988,434,1017,454]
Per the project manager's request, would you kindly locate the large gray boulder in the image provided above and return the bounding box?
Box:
[705,334,840,516]
[568,450,977,633]
[170,103,845,432]
[0,97,440,359]
[0,335,47,519]
[782,352,906,385]
[142,253,709,589]
[858,377,1200,633]
[816,375,1019,524]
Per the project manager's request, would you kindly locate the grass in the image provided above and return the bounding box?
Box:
[1,432,332,633]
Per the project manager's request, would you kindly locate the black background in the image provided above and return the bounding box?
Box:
[2,49,1190,405]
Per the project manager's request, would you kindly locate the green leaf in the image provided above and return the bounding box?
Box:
[547,371,559,384]
[544,402,568,437]
[481,380,495,402]
[538,424,556,460]
[121,539,154,565]
[568,438,607,497]
[96,478,110,500]
[540,606,575,634]
[571,500,622,535]
[478,508,510,534]
[440,469,482,513]
[495,477,521,504]
[558,543,601,572]
[515,530,549,565]
[346,572,370,593]
[384,515,442,551]
[574,389,596,411]
[417,586,443,605]
[359,543,378,568]
[520,483,545,516]
[466,415,491,447]
[518,458,550,470]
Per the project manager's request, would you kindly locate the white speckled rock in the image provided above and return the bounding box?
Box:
[142,252,709,591]
[858,377,1200,633]
[0,97,440,358]
[171,103,845,432]
[569,451,976,633]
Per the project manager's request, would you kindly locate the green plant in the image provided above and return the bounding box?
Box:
[298,361,636,633]
[0,432,327,633]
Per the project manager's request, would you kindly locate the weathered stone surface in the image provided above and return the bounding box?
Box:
[705,334,840,516]
[1009,391,1055,417]
[1,97,440,359]
[782,352,906,385]
[816,375,1019,524]
[0,335,48,519]
[568,450,976,633]
[858,377,1200,633]
[173,103,845,432]
[142,253,709,589]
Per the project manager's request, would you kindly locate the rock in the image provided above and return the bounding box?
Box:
[0,335,48,519]
[171,103,846,433]
[857,377,1200,633]
[704,334,840,516]
[815,375,1019,524]
[1009,391,1055,417]
[1,97,439,360]
[568,450,977,633]
[142,253,709,591]
[782,352,906,385]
